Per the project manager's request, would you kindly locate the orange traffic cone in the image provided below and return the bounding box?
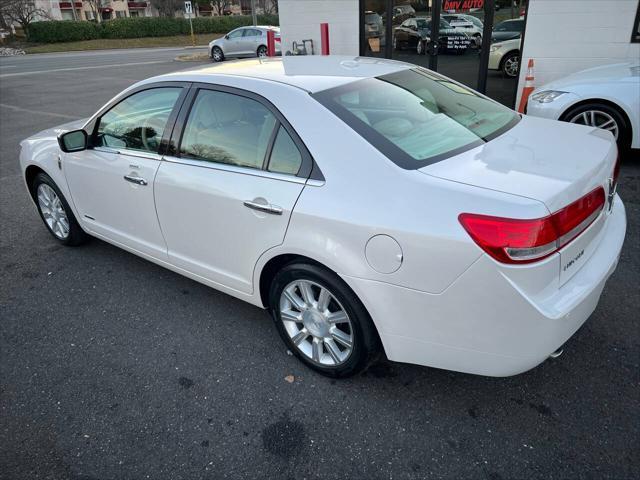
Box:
[517,58,535,113]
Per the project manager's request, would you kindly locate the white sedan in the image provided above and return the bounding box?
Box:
[527,62,640,150]
[19,57,626,378]
[488,38,520,78]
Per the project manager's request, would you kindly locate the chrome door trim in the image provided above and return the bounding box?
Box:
[243,200,283,215]
[124,175,148,186]
[93,146,163,162]
[162,155,308,185]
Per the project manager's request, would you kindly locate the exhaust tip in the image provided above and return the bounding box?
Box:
[549,348,564,359]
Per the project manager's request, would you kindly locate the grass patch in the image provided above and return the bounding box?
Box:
[22,34,221,54]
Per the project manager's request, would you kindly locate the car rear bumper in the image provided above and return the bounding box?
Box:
[344,195,626,376]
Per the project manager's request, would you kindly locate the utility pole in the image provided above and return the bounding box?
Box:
[251,0,257,26]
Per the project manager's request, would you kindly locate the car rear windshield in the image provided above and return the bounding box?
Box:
[312,68,519,169]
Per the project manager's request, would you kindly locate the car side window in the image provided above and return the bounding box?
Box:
[267,126,303,175]
[95,87,182,154]
[180,89,277,170]
[228,29,244,39]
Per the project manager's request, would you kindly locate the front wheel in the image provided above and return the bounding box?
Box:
[32,172,87,246]
[211,46,224,62]
[562,102,630,150]
[269,263,381,378]
[416,39,425,55]
[501,51,520,78]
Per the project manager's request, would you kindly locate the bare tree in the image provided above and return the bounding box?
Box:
[83,0,103,23]
[258,0,277,15]
[0,0,48,36]
[150,0,183,17]
[211,0,231,16]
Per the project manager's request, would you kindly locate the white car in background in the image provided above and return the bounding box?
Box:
[488,38,520,78]
[527,62,640,150]
[442,13,484,45]
[19,57,625,378]
[209,26,280,62]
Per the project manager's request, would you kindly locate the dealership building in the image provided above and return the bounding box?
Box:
[278,0,640,108]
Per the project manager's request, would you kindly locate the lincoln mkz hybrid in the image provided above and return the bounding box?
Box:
[20,56,626,377]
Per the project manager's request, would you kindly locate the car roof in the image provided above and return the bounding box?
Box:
[149,56,414,93]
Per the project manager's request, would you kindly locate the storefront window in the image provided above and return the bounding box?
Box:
[361,0,528,109]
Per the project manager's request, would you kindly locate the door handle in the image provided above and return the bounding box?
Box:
[123,175,147,186]
[243,200,283,215]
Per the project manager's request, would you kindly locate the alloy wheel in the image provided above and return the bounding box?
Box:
[568,110,619,140]
[503,55,519,77]
[416,40,423,55]
[212,48,223,62]
[37,183,70,239]
[279,280,354,367]
[257,46,267,58]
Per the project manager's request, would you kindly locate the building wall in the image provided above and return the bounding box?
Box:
[517,0,640,105]
[277,0,359,55]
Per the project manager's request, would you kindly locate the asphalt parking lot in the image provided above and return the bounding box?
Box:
[1,49,639,480]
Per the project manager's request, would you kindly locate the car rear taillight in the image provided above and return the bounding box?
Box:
[459,187,605,264]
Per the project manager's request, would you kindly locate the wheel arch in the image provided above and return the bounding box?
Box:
[258,253,329,309]
[498,49,520,71]
[558,97,633,141]
[257,251,386,353]
[24,164,48,202]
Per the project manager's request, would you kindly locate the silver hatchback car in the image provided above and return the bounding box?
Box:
[209,26,281,62]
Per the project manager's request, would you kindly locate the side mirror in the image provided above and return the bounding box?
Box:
[58,129,87,153]
[225,34,229,40]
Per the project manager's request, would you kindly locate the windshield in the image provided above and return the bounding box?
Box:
[312,68,519,169]
[494,20,522,32]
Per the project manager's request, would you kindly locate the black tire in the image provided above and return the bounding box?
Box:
[31,172,88,246]
[561,102,631,152]
[500,51,520,78]
[211,46,224,62]
[268,262,381,378]
[257,45,268,57]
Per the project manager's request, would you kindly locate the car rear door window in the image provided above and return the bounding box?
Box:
[95,87,182,154]
[267,126,303,175]
[180,89,277,170]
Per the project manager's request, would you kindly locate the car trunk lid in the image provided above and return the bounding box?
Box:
[419,115,616,213]
[421,115,618,284]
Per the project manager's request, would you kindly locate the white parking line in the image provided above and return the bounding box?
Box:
[0,60,169,78]
[0,103,78,119]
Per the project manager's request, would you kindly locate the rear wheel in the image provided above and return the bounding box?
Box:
[211,46,224,62]
[269,262,380,378]
[257,45,268,58]
[501,51,519,78]
[32,172,87,246]
[562,102,630,151]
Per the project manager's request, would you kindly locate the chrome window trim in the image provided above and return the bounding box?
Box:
[162,155,308,185]
[93,146,163,162]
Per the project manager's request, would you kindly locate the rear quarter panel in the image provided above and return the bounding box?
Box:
[235,76,550,295]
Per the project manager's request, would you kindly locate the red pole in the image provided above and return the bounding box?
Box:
[320,23,329,55]
[267,29,276,57]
